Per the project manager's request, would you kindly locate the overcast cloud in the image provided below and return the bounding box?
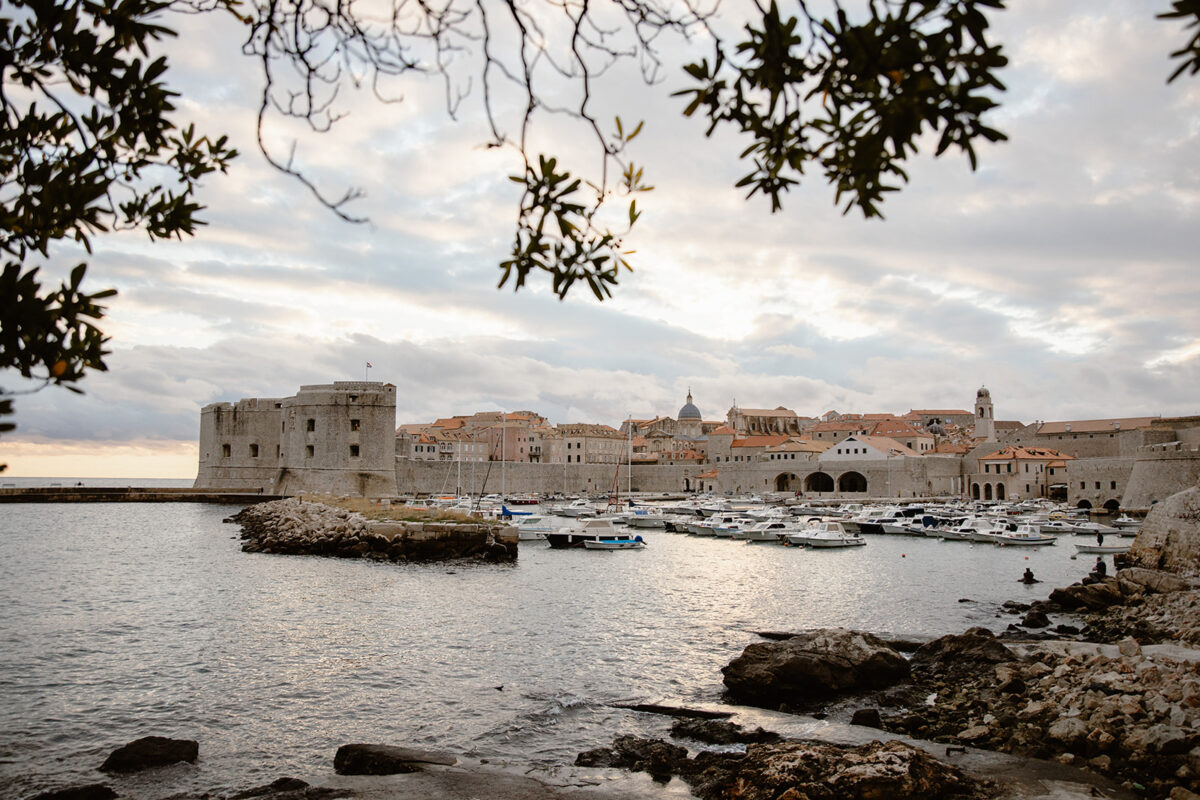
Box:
[3,0,1199,477]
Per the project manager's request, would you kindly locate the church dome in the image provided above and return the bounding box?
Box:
[977,386,991,399]
[678,390,701,421]
[927,422,947,437]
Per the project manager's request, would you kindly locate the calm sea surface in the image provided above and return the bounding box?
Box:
[0,502,1101,798]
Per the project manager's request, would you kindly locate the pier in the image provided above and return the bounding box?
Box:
[0,486,283,504]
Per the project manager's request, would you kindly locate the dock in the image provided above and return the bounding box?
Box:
[0,487,284,504]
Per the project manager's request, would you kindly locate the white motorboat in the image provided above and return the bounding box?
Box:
[544,518,620,548]
[583,535,646,550]
[735,519,800,542]
[994,524,1057,547]
[512,515,554,540]
[1112,515,1141,530]
[696,513,755,537]
[554,498,598,518]
[626,509,667,529]
[1039,520,1075,535]
[788,520,865,548]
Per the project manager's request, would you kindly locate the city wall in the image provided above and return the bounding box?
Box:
[1122,444,1200,510]
[1065,457,1137,511]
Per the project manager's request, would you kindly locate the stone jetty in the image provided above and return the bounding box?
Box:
[232,498,517,562]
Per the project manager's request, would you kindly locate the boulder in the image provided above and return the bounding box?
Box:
[912,627,1015,667]
[1125,487,1200,577]
[850,708,884,729]
[99,736,198,772]
[333,743,457,775]
[229,777,314,798]
[1118,567,1190,595]
[722,628,910,707]
[1048,579,1125,611]
[1021,609,1050,628]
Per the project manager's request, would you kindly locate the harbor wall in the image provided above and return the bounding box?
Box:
[1064,457,1138,510]
[1122,444,1200,510]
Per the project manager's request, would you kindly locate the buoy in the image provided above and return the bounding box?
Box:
[901,553,906,558]
[1025,556,1029,560]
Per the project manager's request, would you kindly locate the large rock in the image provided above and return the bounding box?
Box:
[1117,567,1190,595]
[333,743,456,775]
[575,735,689,777]
[722,628,909,707]
[1126,486,1200,577]
[30,786,117,800]
[1048,579,1126,611]
[99,736,198,772]
[685,739,985,800]
[911,627,1015,667]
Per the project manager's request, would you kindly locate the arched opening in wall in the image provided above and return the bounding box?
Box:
[805,472,834,492]
[1077,499,1093,509]
[996,484,1006,500]
[984,484,993,501]
[775,473,800,492]
[1103,499,1120,513]
[683,478,691,492]
[972,483,980,500]
[838,471,868,493]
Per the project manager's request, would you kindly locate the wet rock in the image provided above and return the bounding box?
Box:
[850,708,884,729]
[1120,568,1190,595]
[30,785,117,800]
[229,777,330,798]
[1021,609,1050,628]
[99,736,198,772]
[1054,623,1081,635]
[722,628,910,707]
[669,719,778,744]
[333,743,456,775]
[575,735,689,778]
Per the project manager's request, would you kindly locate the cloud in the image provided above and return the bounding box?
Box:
[4,1,1199,477]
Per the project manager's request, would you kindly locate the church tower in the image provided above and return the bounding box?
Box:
[677,389,702,439]
[974,385,995,442]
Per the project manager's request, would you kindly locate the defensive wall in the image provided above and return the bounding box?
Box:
[196,382,398,498]
[1122,443,1200,510]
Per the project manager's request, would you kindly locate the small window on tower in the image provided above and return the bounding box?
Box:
[350,445,360,458]
[222,444,231,458]
[306,419,315,432]
[249,444,259,458]
[350,419,361,432]
[306,445,314,458]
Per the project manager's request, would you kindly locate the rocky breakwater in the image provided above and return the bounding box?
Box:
[232,498,517,563]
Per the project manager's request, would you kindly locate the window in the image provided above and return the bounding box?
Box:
[306,445,314,458]
[1081,482,1086,489]
[350,419,361,432]
[221,444,231,458]
[1095,481,1101,490]
[350,445,360,457]
[276,445,280,458]
[1007,464,1012,473]
[1110,481,1117,490]
[249,444,259,458]
[306,419,315,432]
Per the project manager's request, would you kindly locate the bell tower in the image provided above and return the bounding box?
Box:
[975,385,995,442]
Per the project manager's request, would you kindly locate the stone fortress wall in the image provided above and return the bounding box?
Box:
[196,382,398,498]
[195,382,1200,508]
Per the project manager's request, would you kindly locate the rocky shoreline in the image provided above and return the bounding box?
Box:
[230,498,518,563]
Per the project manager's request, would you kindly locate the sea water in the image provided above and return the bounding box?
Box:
[0,502,1098,798]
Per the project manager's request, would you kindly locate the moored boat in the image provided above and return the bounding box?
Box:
[583,535,646,550]
[544,518,621,548]
[994,524,1057,547]
[788,520,865,548]
[1075,542,1132,555]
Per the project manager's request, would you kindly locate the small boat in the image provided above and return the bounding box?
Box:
[583,535,646,550]
[544,518,622,548]
[735,519,800,542]
[626,509,667,529]
[788,520,865,548]
[1112,514,1141,530]
[994,524,1057,547]
[1075,542,1132,555]
[511,516,554,541]
[554,498,598,518]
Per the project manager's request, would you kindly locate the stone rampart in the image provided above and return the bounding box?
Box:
[1063,457,1137,511]
[1121,444,1200,510]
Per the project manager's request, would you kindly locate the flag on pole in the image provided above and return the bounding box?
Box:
[366,362,373,368]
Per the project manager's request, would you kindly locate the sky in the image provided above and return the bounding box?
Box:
[3,0,1199,479]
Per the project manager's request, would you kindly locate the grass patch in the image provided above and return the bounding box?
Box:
[301,495,487,524]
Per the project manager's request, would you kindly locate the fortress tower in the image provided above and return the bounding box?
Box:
[975,385,995,442]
